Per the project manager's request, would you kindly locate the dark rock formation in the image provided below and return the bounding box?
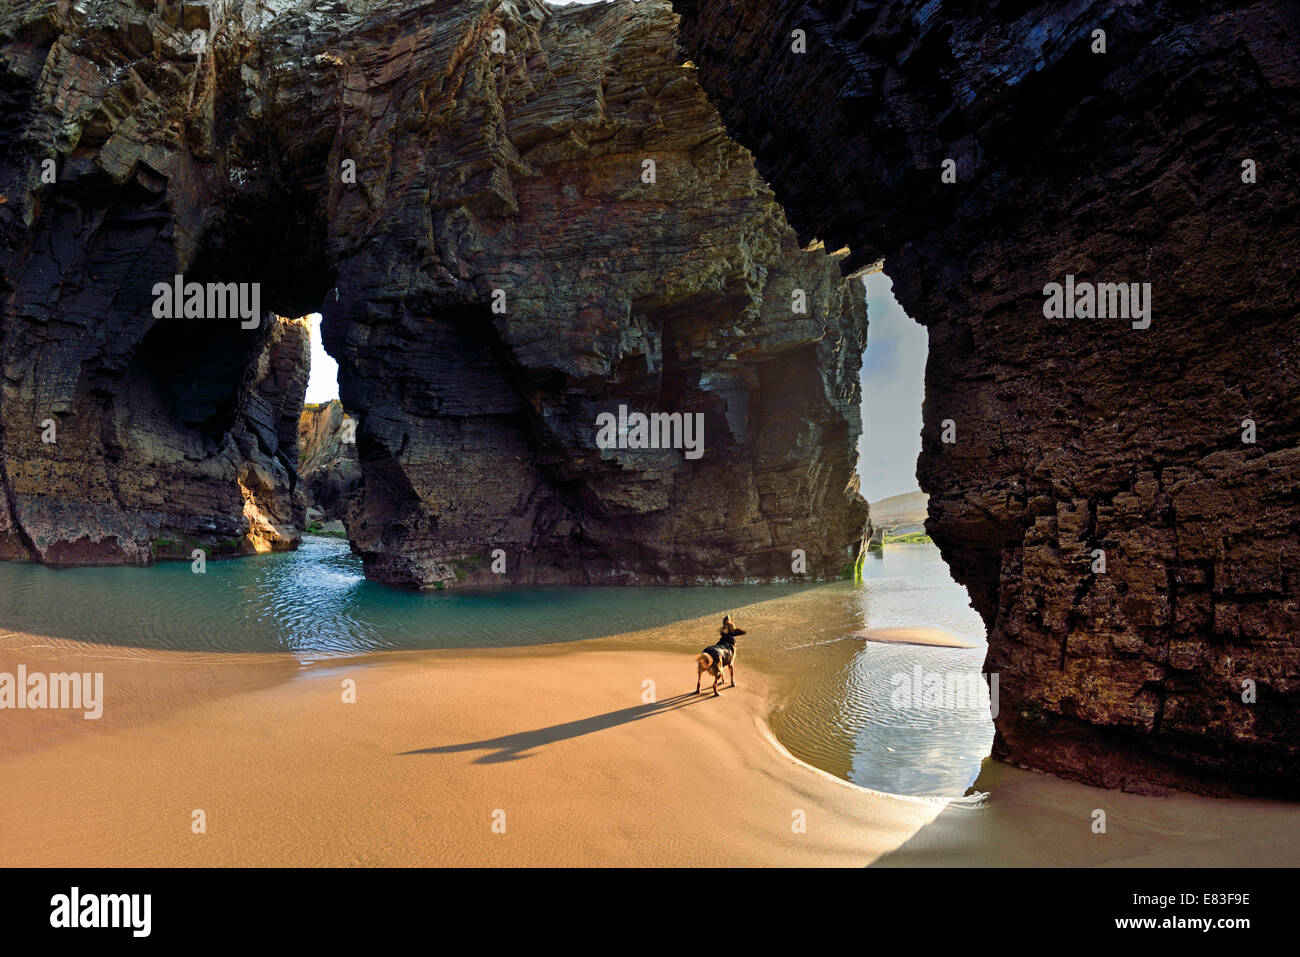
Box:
[672,0,1300,796]
[297,399,360,522]
[313,0,868,587]
[1,0,869,585]
[0,0,312,563]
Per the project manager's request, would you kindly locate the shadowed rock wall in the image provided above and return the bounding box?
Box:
[0,0,315,562]
[1,0,869,584]
[310,0,869,586]
[671,0,1300,796]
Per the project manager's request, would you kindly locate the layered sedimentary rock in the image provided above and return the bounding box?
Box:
[0,0,311,562]
[673,0,1300,795]
[297,399,359,521]
[1,0,869,583]
[312,0,868,586]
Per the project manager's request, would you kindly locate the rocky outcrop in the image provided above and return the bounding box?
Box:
[0,290,309,563]
[866,524,883,552]
[297,399,359,522]
[672,0,1300,796]
[0,0,311,563]
[1,0,868,584]
[314,0,868,587]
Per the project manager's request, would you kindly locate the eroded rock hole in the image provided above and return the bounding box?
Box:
[297,314,359,539]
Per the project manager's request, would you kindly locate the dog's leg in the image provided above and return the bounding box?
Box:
[695,665,701,694]
[712,670,720,696]
[729,662,735,687]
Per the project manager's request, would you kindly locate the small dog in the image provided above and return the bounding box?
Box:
[696,615,745,696]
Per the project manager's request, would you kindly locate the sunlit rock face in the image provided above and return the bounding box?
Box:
[1,0,868,582]
[298,399,359,522]
[671,0,1300,796]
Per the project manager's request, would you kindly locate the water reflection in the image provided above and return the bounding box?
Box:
[0,538,994,796]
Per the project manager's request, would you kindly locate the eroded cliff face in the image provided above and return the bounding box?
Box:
[1,0,869,583]
[672,0,1300,795]
[0,0,312,562]
[310,0,868,586]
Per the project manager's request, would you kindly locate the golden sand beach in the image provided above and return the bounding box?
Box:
[2,614,1297,867]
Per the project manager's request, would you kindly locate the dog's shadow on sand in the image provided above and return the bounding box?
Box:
[399,690,712,764]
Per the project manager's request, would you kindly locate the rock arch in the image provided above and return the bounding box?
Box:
[671,0,1300,796]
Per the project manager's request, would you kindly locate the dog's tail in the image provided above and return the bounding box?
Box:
[697,652,715,673]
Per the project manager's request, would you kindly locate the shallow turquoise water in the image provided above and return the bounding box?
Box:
[0,536,813,656]
[0,537,994,797]
[761,545,995,797]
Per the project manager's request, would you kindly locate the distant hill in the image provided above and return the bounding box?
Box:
[868,491,928,536]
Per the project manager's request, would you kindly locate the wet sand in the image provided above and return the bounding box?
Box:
[2,626,1297,866]
[853,626,978,648]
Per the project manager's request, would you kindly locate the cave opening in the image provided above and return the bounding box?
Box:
[112,258,311,559]
[304,314,341,409]
[128,308,268,449]
[849,270,995,797]
[297,313,359,536]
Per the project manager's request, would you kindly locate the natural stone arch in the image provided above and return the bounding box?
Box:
[671,0,1300,796]
[0,0,870,587]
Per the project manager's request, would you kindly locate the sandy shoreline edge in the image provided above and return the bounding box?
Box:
[853,626,978,649]
[1,626,1297,866]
